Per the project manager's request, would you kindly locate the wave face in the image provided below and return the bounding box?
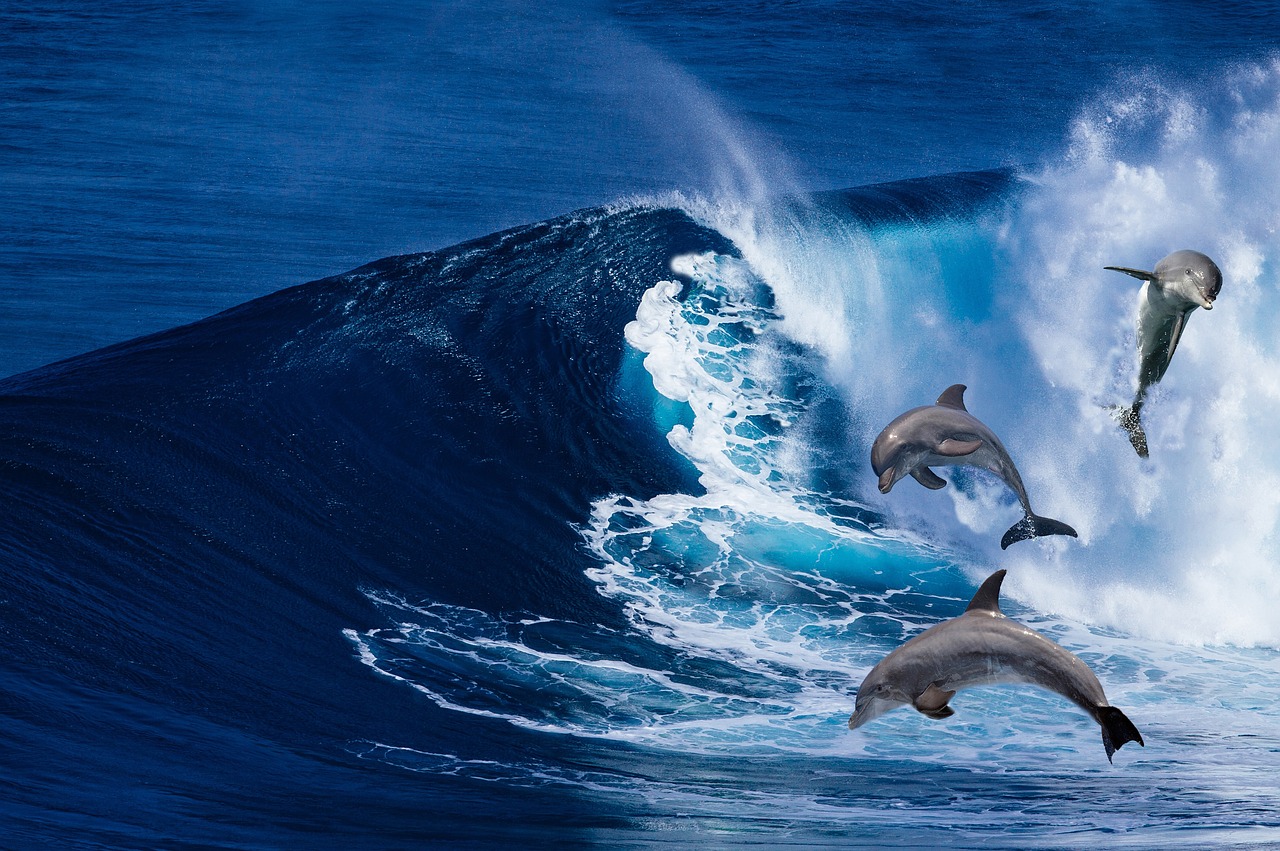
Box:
[7,73,1280,847]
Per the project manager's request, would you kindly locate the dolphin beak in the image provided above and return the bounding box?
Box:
[877,468,895,494]
[848,696,892,729]
[1196,280,1214,309]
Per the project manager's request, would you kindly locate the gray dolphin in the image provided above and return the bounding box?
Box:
[1105,249,1223,457]
[848,569,1144,762]
[870,384,1077,549]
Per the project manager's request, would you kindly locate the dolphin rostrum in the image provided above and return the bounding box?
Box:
[848,569,1144,763]
[870,384,1077,549]
[1105,249,1223,457]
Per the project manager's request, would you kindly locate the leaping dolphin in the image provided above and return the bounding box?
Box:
[870,384,1077,549]
[848,569,1144,763]
[1105,249,1223,457]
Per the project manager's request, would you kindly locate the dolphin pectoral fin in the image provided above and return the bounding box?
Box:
[910,466,947,490]
[935,438,983,457]
[1139,313,1182,389]
[913,684,956,719]
[1104,265,1158,283]
[1165,309,1189,361]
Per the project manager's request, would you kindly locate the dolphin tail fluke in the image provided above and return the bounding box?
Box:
[1109,404,1149,458]
[1098,705,1144,763]
[999,513,1079,550]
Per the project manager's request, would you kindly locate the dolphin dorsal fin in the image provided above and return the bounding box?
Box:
[936,384,968,411]
[965,569,1006,614]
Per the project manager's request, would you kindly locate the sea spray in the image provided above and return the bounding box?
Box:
[656,68,1280,649]
[1001,65,1280,648]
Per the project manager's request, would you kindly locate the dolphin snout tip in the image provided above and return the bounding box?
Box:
[1203,301,1214,310]
[848,704,873,729]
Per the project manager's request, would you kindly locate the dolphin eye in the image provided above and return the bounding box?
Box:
[1185,268,1193,275]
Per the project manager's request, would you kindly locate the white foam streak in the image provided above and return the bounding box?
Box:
[623,260,792,493]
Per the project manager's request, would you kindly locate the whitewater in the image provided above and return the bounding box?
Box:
[341,68,1280,845]
[6,4,1280,848]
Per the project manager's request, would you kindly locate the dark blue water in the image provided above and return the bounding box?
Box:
[4,3,1280,848]
[6,1,1277,377]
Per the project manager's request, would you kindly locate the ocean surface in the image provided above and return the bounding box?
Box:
[4,2,1280,848]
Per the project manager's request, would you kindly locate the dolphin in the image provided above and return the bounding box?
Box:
[870,384,1077,549]
[1105,249,1223,457]
[848,569,1144,763]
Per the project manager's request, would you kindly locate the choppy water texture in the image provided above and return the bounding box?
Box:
[4,2,1280,848]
